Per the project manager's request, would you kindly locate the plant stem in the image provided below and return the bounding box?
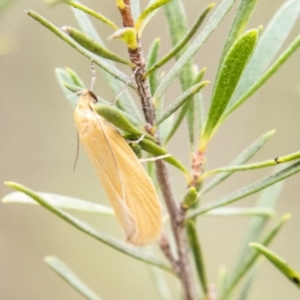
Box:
[118,1,198,299]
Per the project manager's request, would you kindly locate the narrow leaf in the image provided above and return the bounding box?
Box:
[250,243,300,289]
[60,0,118,30]
[237,264,260,300]
[205,207,274,217]
[201,29,258,144]
[135,0,171,36]
[137,138,189,175]
[156,81,209,126]
[160,113,174,146]
[145,3,215,77]
[201,151,300,180]
[5,182,172,273]
[190,161,300,218]
[148,265,172,300]
[70,5,142,122]
[146,37,161,96]
[154,0,236,103]
[163,0,197,146]
[63,26,134,66]
[195,91,205,139]
[235,181,283,266]
[61,69,83,89]
[131,0,140,21]
[200,130,275,196]
[26,10,136,90]
[45,256,102,300]
[229,0,300,107]
[218,0,258,68]
[221,214,290,299]
[164,68,208,144]
[55,68,82,107]
[217,265,227,298]
[224,34,300,118]
[2,191,114,215]
[94,103,151,139]
[186,220,209,296]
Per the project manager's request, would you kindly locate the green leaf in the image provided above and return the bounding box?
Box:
[223,34,300,118]
[2,191,114,215]
[57,0,118,30]
[163,67,208,145]
[55,68,82,108]
[156,81,209,126]
[146,37,161,96]
[26,10,136,90]
[135,0,171,36]
[201,29,258,144]
[201,151,300,180]
[217,265,227,298]
[66,67,85,88]
[186,220,209,297]
[145,3,215,77]
[220,214,290,299]
[63,26,134,66]
[195,91,205,139]
[136,138,188,174]
[93,103,152,139]
[237,264,260,300]
[147,247,173,300]
[190,161,300,218]
[199,130,275,196]
[228,0,300,109]
[160,113,174,146]
[69,5,143,122]
[164,0,208,146]
[164,0,187,49]
[131,0,140,21]
[218,0,258,68]
[205,207,274,217]
[45,256,102,300]
[4,182,172,273]
[154,0,237,103]
[250,243,300,289]
[233,181,283,270]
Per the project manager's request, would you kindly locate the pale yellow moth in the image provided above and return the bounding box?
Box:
[74,89,162,246]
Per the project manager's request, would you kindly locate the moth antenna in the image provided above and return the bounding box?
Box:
[72,131,80,172]
[90,60,96,91]
[111,67,140,105]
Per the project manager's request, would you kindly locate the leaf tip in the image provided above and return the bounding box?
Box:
[208,3,216,10]
[248,242,258,248]
[282,213,292,221]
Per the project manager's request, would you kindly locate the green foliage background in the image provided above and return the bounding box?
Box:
[0,1,300,299]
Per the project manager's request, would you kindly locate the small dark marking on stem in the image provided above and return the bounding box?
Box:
[274,157,280,163]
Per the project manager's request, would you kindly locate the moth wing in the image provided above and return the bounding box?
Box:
[75,108,162,246]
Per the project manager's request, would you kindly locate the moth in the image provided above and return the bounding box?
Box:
[74,89,162,246]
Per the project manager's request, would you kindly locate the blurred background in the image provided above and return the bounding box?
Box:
[0,0,300,299]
